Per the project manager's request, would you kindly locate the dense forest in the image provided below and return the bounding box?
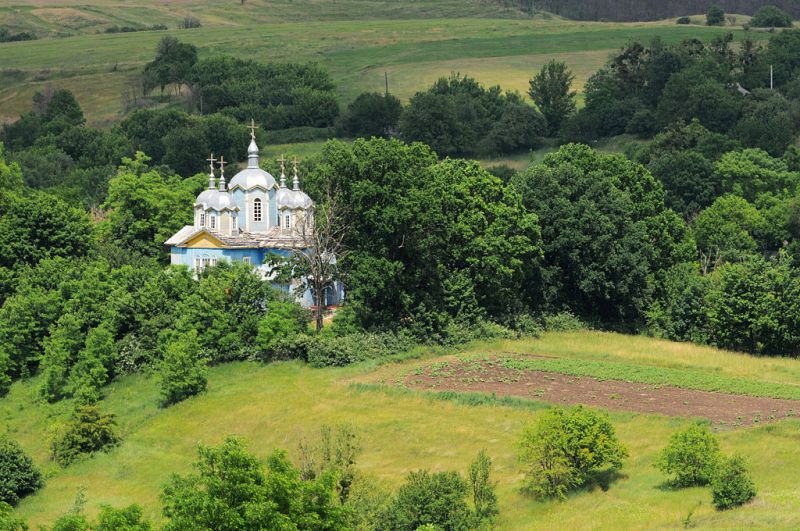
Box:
[533,0,800,21]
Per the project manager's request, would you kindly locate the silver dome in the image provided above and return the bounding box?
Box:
[195,189,236,211]
[228,167,277,191]
[277,188,313,210]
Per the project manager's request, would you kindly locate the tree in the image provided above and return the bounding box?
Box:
[706,4,725,26]
[647,263,711,344]
[256,300,309,356]
[342,92,402,138]
[95,504,152,530]
[648,150,718,218]
[512,144,692,323]
[159,330,207,407]
[751,6,793,28]
[733,92,800,156]
[0,143,23,189]
[0,439,43,505]
[518,405,628,499]
[711,456,757,510]
[528,60,577,135]
[379,470,473,531]
[714,149,800,203]
[161,438,349,530]
[655,423,721,487]
[468,450,498,523]
[143,37,198,97]
[68,324,116,404]
[0,502,28,530]
[693,195,766,269]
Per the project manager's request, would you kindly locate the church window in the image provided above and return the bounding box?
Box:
[200,212,206,226]
[194,257,201,269]
[210,215,216,230]
[210,257,218,266]
[243,256,251,265]
[285,214,291,228]
[254,198,262,222]
[232,215,237,231]
[202,257,210,268]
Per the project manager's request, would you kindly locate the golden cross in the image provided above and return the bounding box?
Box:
[292,156,299,176]
[278,153,287,175]
[248,118,258,140]
[206,153,217,172]
[218,155,227,177]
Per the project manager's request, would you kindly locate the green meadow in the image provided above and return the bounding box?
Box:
[0,0,768,125]
[4,331,800,529]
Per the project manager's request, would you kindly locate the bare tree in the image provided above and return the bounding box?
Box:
[289,191,348,331]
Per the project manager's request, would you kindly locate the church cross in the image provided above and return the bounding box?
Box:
[218,155,227,177]
[278,153,287,175]
[248,119,259,140]
[292,156,299,176]
[206,153,217,173]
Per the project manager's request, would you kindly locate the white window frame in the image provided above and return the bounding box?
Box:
[253,198,262,222]
[200,212,206,226]
[285,214,290,228]
[232,215,237,231]
[210,214,216,230]
[243,256,252,265]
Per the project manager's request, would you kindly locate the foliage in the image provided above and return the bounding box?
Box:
[706,5,725,26]
[161,437,349,530]
[0,439,43,505]
[512,144,693,324]
[518,406,627,499]
[0,501,28,530]
[50,406,120,467]
[400,74,545,156]
[711,455,757,510]
[378,470,473,530]
[306,331,416,367]
[143,37,198,95]
[655,423,721,487]
[256,300,310,358]
[647,263,710,343]
[528,60,577,135]
[341,92,402,138]
[159,331,208,407]
[693,195,766,266]
[298,425,361,503]
[468,450,498,522]
[676,16,691,24]
[95,504,152,530]
[751,6,793,28]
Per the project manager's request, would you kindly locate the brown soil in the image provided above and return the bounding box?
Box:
[403,358,800,427]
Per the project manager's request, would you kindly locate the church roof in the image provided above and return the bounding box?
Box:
[228,138,277,191]
[166,226,307,249]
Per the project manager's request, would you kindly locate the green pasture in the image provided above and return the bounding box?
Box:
[0,3,767,125]
[3,330,800,528]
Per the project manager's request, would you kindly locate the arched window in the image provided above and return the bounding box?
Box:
[253,198,262,222]
[210,215,216,230]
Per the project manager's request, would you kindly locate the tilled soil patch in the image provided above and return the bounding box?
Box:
[404,358,800,427]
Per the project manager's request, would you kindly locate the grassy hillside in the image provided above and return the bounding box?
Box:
[4,331,800,528]
[0,0,767,125]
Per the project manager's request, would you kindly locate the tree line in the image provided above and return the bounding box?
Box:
[531,0,800,21]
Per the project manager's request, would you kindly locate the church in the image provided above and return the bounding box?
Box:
[165,123,343,308]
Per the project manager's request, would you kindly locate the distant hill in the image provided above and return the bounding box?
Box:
[534,0,800,21]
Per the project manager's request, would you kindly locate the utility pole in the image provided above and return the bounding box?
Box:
[770,65,774,90]
[384,71,389,96]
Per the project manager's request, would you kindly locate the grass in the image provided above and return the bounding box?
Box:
[0,1,768,125]
[3,330,800,528]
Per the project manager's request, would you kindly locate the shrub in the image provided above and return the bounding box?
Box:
[306,332,415,367]
[379,470,472,530]
[159,331,207,407]
[676,16,691,25]
[51,406,120,467]
[706,4,725,26]
[541,311,584,332]
[711,455,756,510]
[0,501,27,530]
[178,17,201,29]
[518,406,627,499]
[95,504,152,530]
[0,439,43,505]
[342,92,403,138]
[655,424,721,487]
[468,450,498,522]
[255,300,309,358]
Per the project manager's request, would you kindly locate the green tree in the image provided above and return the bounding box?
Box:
[143,37,198,96]
[0,501,27,530]
[648,150,718,217]
[706,4,725,26]
[342,92,402,138]
[0,143,23,189]
[714,148,800,202]
[751,6,793,28]
[95,504,151,530]
[379,470,473,531]
[159,330,207,407]
[256,300,309,357]
[68,324,116,404]
[468,450,498,523]
[655,423,721,487]
[693,195,766,267]
[512,144,691,323]
[100,152,202,260]
[711,456,757,510]
[0,439,43,505]
[161,438,348,530]
[528,60,577,135]
[647,263,711,344]
[518,406,628,499]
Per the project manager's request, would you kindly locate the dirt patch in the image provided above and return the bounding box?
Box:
[403,358,800,427]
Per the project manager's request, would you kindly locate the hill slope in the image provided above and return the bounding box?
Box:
[4,331,800,528]
[536,0,800,21]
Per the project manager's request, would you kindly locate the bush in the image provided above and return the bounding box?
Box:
[159,331,207,407]
[0,501,27,530]
[711,455,756,510]
[51,406,120,466]
[751,6,793,28]
[706,4,725,26]
[541,311,584,332]
[0,439,43,505]
[676,16,691,25]
[518,406,628,499]
[342,92,403,138]
[379,470,472,530]
[95,504,152,530]
[306,332,415,367]
[655,424,721,487]
[255,300,309,358]
[262,126,335,144]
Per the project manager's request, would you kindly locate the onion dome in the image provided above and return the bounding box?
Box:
[228,136,276,191]
[278,157,313,210]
